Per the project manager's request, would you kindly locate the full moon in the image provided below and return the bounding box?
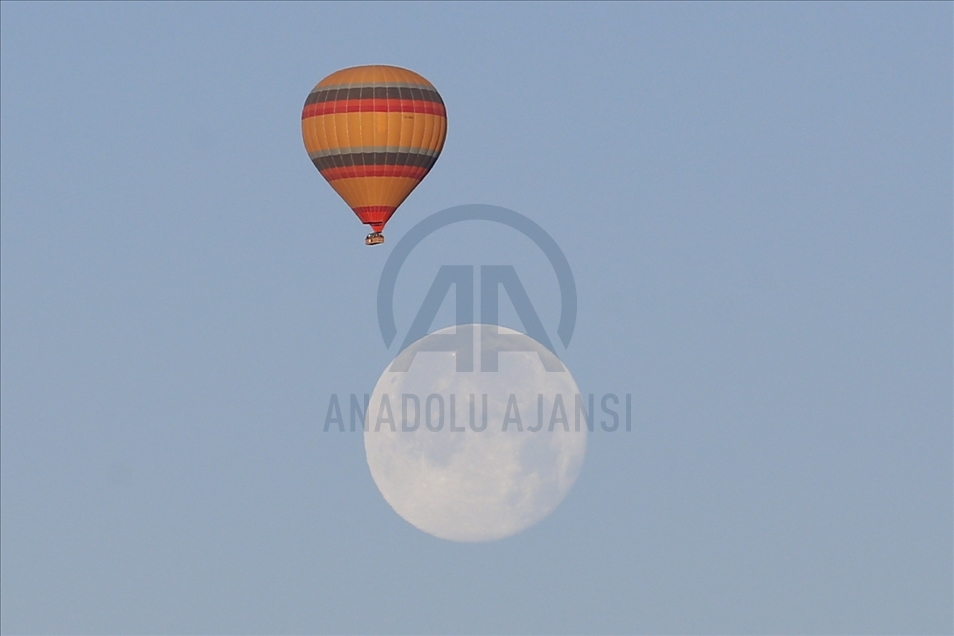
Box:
[364,325,587,542]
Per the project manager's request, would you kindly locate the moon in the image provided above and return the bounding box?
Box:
[364,325,587,542]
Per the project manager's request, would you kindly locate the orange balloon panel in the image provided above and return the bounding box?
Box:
[302,65,447,233]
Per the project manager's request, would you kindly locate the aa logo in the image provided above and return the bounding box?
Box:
[376,205,577,372]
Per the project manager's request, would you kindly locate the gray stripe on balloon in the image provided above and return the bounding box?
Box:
[377,204,577,350]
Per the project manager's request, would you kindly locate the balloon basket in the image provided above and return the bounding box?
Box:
[365,232,385,246]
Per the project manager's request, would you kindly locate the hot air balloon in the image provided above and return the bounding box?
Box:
[301,65,447,245]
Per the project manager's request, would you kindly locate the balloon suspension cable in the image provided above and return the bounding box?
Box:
[365,232,385,246]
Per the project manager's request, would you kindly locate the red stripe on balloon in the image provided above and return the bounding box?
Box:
[353,205,397,231]
[320,165,428,181]
[302,99,446,118]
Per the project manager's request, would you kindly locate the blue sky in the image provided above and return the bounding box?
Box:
[1,3,951,633]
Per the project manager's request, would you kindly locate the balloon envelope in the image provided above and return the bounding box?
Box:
[301,65,447,236]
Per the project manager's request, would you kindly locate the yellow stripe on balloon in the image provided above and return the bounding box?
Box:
[326,177,423,209]
[302,113,446,154]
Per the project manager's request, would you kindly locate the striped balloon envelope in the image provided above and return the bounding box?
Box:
[301,65,447,245]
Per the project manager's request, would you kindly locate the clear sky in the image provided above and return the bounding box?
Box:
[1,2,951,634]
